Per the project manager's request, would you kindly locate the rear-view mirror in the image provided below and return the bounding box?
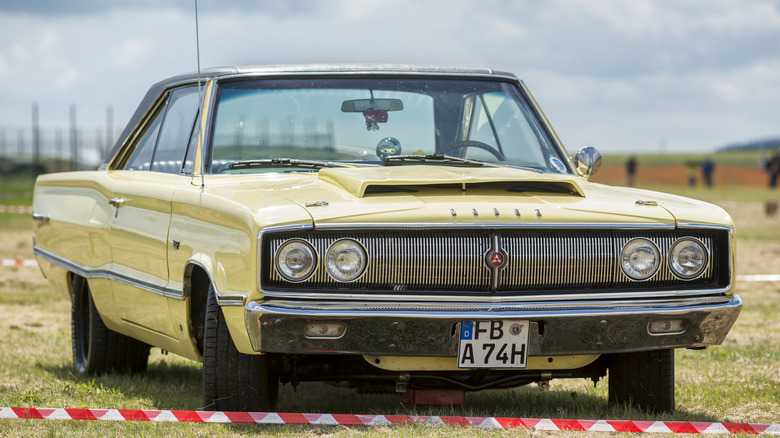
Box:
[341,99,404,112]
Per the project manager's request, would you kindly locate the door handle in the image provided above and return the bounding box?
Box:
[108,198,131,216]
[108,198,130,207]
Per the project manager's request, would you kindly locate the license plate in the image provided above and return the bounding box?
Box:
[457,320,529,368]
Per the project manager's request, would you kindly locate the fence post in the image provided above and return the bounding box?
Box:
[32,102,41,175]
[17,129,25,159]
[55,128,63,172]
[105,105,113,159]
[70,104,78,171]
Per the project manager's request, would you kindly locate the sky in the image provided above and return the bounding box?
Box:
[0,0,778,155]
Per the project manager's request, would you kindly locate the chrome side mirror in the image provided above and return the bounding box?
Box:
[574,146,602,179]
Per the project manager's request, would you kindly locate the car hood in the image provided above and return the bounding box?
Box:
[219,166,731,229]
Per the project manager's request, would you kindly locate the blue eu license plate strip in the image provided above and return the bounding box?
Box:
[457,320,529,368]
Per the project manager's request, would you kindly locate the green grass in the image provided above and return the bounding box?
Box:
[1,175,778,436]
[0,176,35,232]
[0,177,35,206]
[0,214,32,232]
[0,282,777,437]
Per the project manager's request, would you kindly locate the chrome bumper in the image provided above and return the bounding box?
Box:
[244,295,742,357]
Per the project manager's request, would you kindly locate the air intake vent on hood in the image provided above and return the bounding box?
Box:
[362,181,584,197]
[318,167,585,198]
[506,181,584,196]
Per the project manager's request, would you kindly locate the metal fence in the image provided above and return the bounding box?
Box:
[0,125,113,174]
[0,103,115,176]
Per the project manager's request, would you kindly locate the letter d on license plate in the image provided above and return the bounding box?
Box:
[458,320,529,368]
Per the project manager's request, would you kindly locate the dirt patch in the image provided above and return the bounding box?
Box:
[0,302,68,336]
[0,231,34,259]
[737,242,780,275]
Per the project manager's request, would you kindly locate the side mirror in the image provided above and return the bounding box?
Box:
[574,146,602,179]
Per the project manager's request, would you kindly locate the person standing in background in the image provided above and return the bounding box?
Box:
[701,158,715,188]
[685,161,698,188]
[768,151,780,189]
[625,156,637,186]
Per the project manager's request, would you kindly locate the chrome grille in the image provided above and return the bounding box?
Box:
[262,229,724,295]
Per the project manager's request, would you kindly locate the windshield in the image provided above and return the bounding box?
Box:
[208,78,570,174]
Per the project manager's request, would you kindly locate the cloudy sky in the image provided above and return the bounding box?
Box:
[0,0,778,154]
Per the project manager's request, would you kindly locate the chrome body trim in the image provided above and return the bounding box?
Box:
[676,223,733,231]
[199,78,219,176]
[214,69,519,83]
[244,295,742,356]
[214,295,247,306]
[255,287,733,303]
[251,295,736,313]
[35,246,185,300]
[311,222,677,230]
[33,246,249,306]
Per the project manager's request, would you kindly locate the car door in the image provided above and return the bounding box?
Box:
[107,86,200,338]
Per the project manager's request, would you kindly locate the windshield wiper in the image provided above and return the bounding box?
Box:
[227,158,358,170]
[383,154,485,167]
[382,154,544,173]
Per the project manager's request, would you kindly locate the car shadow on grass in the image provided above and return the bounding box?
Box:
[38,363,721,424]
[39,359,204,410]
[274,381,721,424]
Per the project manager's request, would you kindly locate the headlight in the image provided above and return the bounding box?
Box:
[325,239,367,282]
[621,238,660,280]
[669,238,708,279]
[275,239,317,282]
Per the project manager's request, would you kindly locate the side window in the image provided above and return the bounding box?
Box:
[124,108,164,171]
[123,86,199,173]
[151,87,199,174]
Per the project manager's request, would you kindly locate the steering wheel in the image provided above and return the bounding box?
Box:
[439,141,505,161]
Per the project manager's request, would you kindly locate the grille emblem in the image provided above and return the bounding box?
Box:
[484,235,508,291]
[488,252,505,268]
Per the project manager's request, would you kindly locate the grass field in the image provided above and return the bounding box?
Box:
[0,162,778,436]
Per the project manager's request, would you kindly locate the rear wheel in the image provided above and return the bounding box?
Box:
[608,349,675,413]
[71,276,150,375]
[203,284,278,411]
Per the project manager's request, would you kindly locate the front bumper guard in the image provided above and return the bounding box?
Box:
[244,295,742,357]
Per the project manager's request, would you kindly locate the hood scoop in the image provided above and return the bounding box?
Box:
[318,167,585,198]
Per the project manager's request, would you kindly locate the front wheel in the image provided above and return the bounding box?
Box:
[203,284,278,411]
[607,349,675,413]
[71,276,150,375]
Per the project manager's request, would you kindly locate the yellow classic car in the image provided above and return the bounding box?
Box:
[32,64,741,414]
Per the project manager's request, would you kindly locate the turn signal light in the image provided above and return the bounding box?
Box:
[304,322,346,339]
[648,319,687,335]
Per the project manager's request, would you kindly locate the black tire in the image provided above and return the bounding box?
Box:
[608,349,675,413]
[71,276,150,375]
[203,284,278,411]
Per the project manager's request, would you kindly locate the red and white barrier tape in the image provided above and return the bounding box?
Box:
[1,259,38,267]
[0,205,32,214]
[1,407,778,433]
[738,274,780,282]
